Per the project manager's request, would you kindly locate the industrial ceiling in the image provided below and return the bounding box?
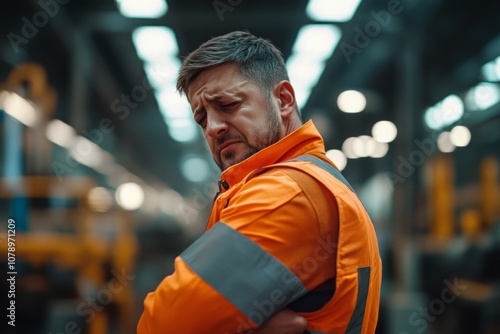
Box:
[1,0,499,226]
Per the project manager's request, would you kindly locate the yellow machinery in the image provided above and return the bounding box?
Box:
[425,154,500,240]
[0,63,138,334]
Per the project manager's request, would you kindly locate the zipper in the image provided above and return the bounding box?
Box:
[206,179,230,231]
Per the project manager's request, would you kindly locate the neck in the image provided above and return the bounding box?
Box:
[283,114,303,137]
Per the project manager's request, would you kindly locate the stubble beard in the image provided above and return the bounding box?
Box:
[216,104,282,171]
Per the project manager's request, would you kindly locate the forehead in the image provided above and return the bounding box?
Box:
[186,63,257,102]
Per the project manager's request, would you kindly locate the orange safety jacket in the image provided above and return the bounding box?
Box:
[138,120,382,334]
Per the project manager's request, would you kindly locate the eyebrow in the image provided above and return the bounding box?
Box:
[204,90,242,102]
[190,81,253,115]
[192,91,243,115]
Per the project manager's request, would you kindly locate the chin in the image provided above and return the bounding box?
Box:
[220,156,242,171]
[221,159,237,171]
[220,147,257,170]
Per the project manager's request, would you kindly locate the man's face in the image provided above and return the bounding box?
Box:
[187,63,283,171]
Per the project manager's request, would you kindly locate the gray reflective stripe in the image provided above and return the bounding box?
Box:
[346,267,371,334]
[180,222,308,323]
[291,154,356,193]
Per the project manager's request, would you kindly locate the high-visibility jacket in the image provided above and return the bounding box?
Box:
[138,120,382,334]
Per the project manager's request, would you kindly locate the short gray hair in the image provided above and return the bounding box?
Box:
[176,31,290,100]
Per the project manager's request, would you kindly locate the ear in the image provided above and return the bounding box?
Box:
[273,80,297,119]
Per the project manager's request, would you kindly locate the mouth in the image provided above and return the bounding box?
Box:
[217,140,240,155]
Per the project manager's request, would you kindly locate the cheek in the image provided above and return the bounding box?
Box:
[204,136,216,152]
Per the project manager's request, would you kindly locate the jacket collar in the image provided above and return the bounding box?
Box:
[219,120,326,189]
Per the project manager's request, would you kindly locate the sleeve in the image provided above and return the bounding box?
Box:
[137,169,337,334]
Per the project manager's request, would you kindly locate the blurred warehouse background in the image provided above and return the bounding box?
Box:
[0,0,499,333]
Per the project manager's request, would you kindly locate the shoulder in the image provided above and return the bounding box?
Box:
[242,164,339,236]
[230,168,306,208]
[244,162,333,199]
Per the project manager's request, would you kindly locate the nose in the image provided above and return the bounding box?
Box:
[205,110,228,139]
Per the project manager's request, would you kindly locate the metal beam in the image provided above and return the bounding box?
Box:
[25,0,124,128]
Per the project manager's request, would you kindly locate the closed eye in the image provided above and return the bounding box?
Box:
[220,102,239,110]
[193,109,207,127]
[195,115,206,127]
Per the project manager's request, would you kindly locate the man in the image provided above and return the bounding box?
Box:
[138,31,382,334]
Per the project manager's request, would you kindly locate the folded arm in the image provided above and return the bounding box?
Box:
[137,171,336,333]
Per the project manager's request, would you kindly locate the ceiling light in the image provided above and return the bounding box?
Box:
[481,56,500,82]
[439,94,464,124]
[353,135,377,157]
[0,91,38,127]
[437,131,455,153]
[342,137,359,159]
[168,118,197,143]
[370,141,389,158]
[117,0,167,18]
[306,0,362,22]
[155,86,198,142]
[439,95,464,125]
[372,120,397,143]
[337,90,367,113]
[145,57,181,88]
[116,182,145,210]
[286,54,325,89]
[69,136,104,168]
[326,149,347,171]
[465,82,500,111]
[292,85,312,110]
[424,106,440,130]
[292,24,342,61]
[424,94,464,130]
[156,88,191,119]
[92,151,117,174]
[132,26,178,61]
[87,187,113,213]
[46,119,76,148]
[450,125,471,147]
[181,157,210,182]
[351,137,366,157]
